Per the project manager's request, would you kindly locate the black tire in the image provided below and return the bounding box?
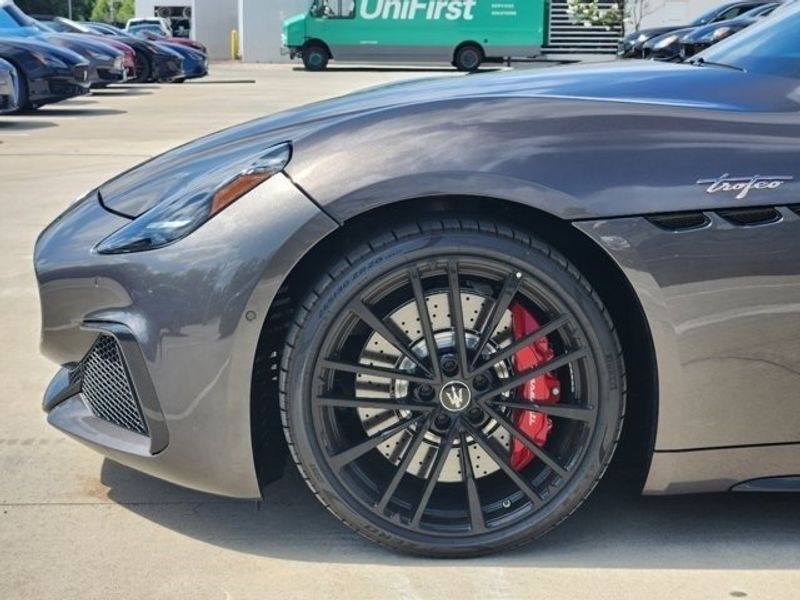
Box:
[280,218,626,557]
[454,44,483,71]
[302,43,329,71]
[133,53,152,83]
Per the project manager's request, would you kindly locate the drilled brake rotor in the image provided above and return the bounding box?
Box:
[356,291,514,482]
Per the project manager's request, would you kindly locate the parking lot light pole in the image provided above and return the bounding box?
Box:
[67,0,72,19]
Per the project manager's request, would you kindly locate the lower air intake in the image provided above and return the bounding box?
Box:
[80,334,149,436]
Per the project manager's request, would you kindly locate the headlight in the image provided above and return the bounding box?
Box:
[31,51,68,70]
[710,26,732,40]
[636,33,649,43]
[89,51,113,61]
[654,34,678,50]
[96,142,292,254]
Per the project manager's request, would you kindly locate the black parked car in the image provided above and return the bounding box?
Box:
[0,36,89,111]
[618,0,769,58]
[79,21,184,83]
[644,2,780,61]
[0,56,18,113]
[679,2,780,57]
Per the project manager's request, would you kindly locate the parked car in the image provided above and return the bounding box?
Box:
[0,2,126,87]
[0,36,89,111]
[34,4,800,557]
[0,56,18,113]
[33,15,137,80]
[126,25,207,54]
[155,41,207,81]
[618,0,769,58]
[79,21,185,83]
[125,17,171,37]
[678,2,780,58]
[641,26,696,61]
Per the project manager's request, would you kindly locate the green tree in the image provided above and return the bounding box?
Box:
[90,0,135,25]
[15,0,95,20]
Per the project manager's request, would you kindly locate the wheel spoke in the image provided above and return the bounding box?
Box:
[351,299,433,378]
[462,421,544,507]
[320,358,434,385]
[476,348,588,402]
[411,427,457,527]
[471,314,572,376]
[409,268,442,381]
[329,414,425,470]
[459,433,486,533]
[376,415,433,512]
[446,260,469,376]
[482,404,569,479]
[491,399,596,423]
[317,395,436,413]
[469,271,522,370]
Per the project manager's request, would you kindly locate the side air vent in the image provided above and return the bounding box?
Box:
[647,212,710,231]
[717,207,781,226]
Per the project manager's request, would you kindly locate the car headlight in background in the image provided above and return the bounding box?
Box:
[653,34,679,50]
[710,26,733,40]
[96,142,292,254]
[31,51,68,70]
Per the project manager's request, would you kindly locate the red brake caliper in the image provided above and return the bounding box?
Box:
[509,303,560,471]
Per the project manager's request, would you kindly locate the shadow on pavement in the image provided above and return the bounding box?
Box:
[290,65,502,73]
[0,119,58,131]
[100,458,800,568]
[24,107,128,117]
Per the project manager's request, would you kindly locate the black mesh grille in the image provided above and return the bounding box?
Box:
[81,335,148,436]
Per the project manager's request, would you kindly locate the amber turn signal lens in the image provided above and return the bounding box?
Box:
[210,173,272,216]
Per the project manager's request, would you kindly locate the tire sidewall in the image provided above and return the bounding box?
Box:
[284,227,623,556]
[455,45,482,71]
[303,45,328,71]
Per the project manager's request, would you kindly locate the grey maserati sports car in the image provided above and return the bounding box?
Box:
[35,6,800,557]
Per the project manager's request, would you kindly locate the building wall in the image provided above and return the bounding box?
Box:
[135,0,237,60]
[195,0,238,59]
[239,0,308,62]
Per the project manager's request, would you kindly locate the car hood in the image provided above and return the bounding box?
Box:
[98,62,800,217]
[622,26,686,44]
[684,18,755,40]
[0,34,87,65]
[44,32,123,58]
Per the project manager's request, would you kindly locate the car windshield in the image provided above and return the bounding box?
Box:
[691,4,730,25]
[696,3,800,77]
[130,24,164,35]
[0,5,25,28]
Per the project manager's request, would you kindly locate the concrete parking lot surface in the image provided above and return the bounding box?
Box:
[1,62,798,600]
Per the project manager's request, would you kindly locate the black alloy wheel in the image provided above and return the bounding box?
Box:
[281,218,625,557]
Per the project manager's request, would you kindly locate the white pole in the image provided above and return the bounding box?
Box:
[67,0,73,19]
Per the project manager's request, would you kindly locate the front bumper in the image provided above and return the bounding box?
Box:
[29,64,91,106]
[0,68,18,114]
[153,54,184,82]
[35,173,337,498]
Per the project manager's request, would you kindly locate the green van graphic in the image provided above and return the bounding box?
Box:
[282,0,545,70]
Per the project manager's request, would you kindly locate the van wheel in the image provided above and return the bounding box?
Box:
[454,44,483,71]
[302,44,329,71]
